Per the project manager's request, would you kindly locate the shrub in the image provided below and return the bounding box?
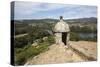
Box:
[70,32,79,41]
[15,36,54,65]
[14,35,29,48]
[47,36,55,44]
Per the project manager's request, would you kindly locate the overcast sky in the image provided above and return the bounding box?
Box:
[13,1,97,20]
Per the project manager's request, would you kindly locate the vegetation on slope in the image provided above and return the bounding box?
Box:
[14,17,97,65]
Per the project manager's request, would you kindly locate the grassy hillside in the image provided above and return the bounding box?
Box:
[13,17,97,65]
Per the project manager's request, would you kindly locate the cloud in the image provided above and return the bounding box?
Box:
[13,1,97,20]
[60,5,97,19]
[14,1,67,16]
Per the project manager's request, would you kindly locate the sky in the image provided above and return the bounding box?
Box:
[13,1,97,20]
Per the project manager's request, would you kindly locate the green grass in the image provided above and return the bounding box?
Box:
[14,36,55,65]
[70,32,79,41]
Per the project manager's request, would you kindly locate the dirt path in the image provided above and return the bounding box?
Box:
[14,33,28,38]
[25,41,94,65]
[70,41,97,61]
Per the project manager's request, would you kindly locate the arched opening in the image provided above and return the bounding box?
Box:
[62,32,67,45]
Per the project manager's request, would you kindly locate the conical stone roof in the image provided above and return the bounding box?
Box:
[54,19,70,32]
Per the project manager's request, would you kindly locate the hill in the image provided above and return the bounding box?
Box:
[25,41,97,65]
[13,17,97,24]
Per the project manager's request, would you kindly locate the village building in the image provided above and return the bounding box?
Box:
[54,16,70,45]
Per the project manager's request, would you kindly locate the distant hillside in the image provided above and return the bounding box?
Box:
[13,17,97,24]
[65,17,97,23]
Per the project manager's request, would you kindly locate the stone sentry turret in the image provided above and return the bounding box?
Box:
[54,16,70,46]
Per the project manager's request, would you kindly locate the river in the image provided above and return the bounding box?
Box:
[76,32,97,39]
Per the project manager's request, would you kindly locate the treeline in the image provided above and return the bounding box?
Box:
[14,22,54,35]
[70,25,97,33]
[15,22,97,35]
[15,23,29,35]
[70,32,97,41]
[14,25,52,48]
